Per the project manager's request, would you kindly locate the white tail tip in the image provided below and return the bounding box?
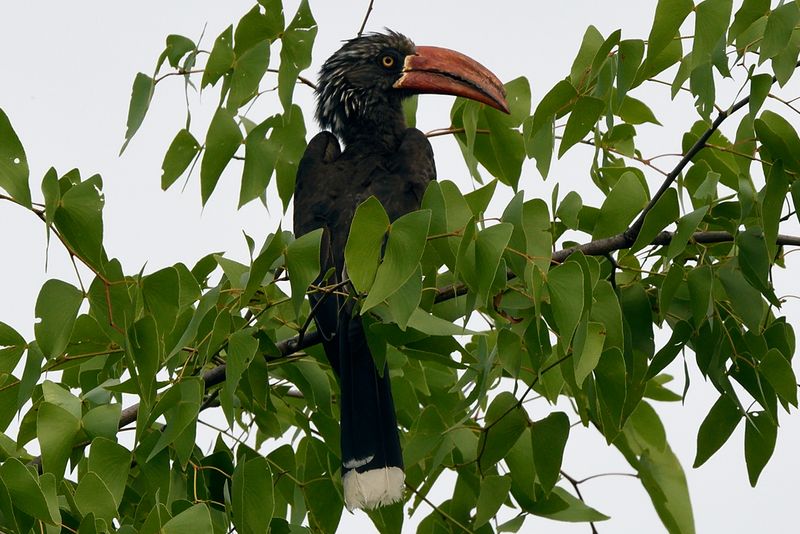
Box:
[342,466,405,511]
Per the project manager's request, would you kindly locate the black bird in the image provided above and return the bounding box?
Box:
[293,30,508,511]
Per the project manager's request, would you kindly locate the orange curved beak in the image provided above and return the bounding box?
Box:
[393,46,509,114]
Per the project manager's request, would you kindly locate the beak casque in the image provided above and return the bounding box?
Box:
[393,45,510,114]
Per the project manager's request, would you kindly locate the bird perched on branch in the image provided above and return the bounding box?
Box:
[293,30,508,511]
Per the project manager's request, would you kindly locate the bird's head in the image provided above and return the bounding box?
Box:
[316,30,508,145]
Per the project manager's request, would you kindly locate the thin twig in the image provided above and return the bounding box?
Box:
[265,68,317,90]
[425,126,492,138]
[560,470,599,534]
[154,69,204,84]
[357,0,375,36]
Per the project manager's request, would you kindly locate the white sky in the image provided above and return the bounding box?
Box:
[1,1,799,533]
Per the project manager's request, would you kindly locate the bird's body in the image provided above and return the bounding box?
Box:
[293,31,507,511]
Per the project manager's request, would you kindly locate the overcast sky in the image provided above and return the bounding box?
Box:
[2,1,799,532]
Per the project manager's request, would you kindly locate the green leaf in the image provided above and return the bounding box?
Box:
[147,378,202,461]
[129,315,160,404]
[74,472,117,523]
[569,26,604,88]
[648,321,692,379]
[738,226,777,305]
[229,40,271,108]
[692,0,733,68]
[278,0,317,112]
[759,2,800,63]
[273,106,308,210]
[474,475,512,528]
[479,392,528,471]
[35,279,83,359]
[558,96,604,158]
[243,230,285,303]
[54,174,105,269]
[82,404,121,441]
[666,206,708,261]
[474,223,514,303]
[234,4,283,55]
[239,115,279,207]
[386,267,422,330]
[41,380,80,419]
[345,197,390,294]
[762,161,789,259]
[0,108,31,207]
[532,412,570,493]
[362,210,431,312]
[88,438,131,507]
[527,119,555,178]
[503,76,532,127]
[464,180,498,217]
[744,411,777,486]
[593,171,648,239]
[772,26,800,86]
[637,448,695,533]
[161,129,200,190]
[0,322,25,375]
[405,308,474,337]
[718,259,765,332]
[222,330,259,425]
[694,394,742,467]
[616,39,645,108]
[617,95,661,125]
[687,265,713,327]
[232,457,274,534]
[41,167,59,235]
[162,503,213,534]
[530,79,578,135]
[647,0,694,63]
[486,111,526,189]
[121,73,155,154]
[285,228,322,316]
[574,321,605,385]
[759,348,797,407]
[630,188,679,253]
[200,107,242,204]
[402,94,418,127]
[729,0,769,43]
[403,405,447,466]
[158,34,196,71]
[143,266,181,335]
[0,458,59,523]
[202,26,234,87]
[37,402,80,479]
[755,110,800,171]
[529,487,609,522]
[748,73,772,119]
[547,262,584,347]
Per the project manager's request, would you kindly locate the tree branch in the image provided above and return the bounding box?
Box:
[357,0,376,37]
[624,60,800,245]
[265,68,317,91]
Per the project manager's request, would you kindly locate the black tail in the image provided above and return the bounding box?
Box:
[338,310,404,511]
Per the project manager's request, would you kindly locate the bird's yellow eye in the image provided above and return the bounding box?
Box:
[381,55,395,68]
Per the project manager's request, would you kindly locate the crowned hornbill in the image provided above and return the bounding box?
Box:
[293,31,508,511]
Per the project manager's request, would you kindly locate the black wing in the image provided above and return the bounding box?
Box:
[294,131,343,373]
